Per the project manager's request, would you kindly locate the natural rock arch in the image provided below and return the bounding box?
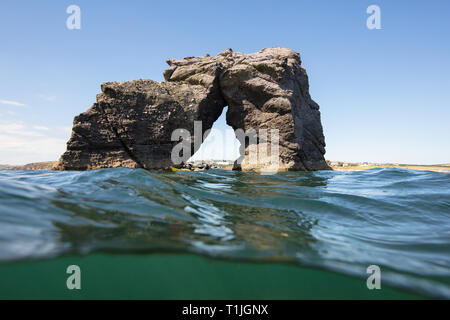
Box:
[54,47,330,171]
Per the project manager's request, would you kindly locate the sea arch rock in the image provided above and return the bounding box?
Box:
[54,47,330,171]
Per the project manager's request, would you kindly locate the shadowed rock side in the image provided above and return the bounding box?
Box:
[54,47,330,171]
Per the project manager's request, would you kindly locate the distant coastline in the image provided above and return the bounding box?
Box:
[1,160,449,172]
[326,161,450,173]
[0,161,56,171]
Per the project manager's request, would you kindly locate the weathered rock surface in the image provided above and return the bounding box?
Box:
[54,47,330,171]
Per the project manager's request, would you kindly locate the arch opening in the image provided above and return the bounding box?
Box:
[187,106,240,168]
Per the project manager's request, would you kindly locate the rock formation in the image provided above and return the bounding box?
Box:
[54,47,330,171]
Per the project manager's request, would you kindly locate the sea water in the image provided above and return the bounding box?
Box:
[0,168,448,299]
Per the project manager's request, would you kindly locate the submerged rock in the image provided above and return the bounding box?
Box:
[54,47,330,171]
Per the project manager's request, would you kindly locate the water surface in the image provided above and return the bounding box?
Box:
[0,167,448,298]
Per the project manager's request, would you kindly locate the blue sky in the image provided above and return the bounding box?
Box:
[0,0,449,164]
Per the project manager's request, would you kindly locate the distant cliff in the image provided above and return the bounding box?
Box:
[0,162,56,170]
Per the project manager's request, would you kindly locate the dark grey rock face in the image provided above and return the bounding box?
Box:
[54,47,330,171]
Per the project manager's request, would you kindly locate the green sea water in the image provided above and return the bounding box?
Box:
[0,167,449,299]
[0,253,423,299]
